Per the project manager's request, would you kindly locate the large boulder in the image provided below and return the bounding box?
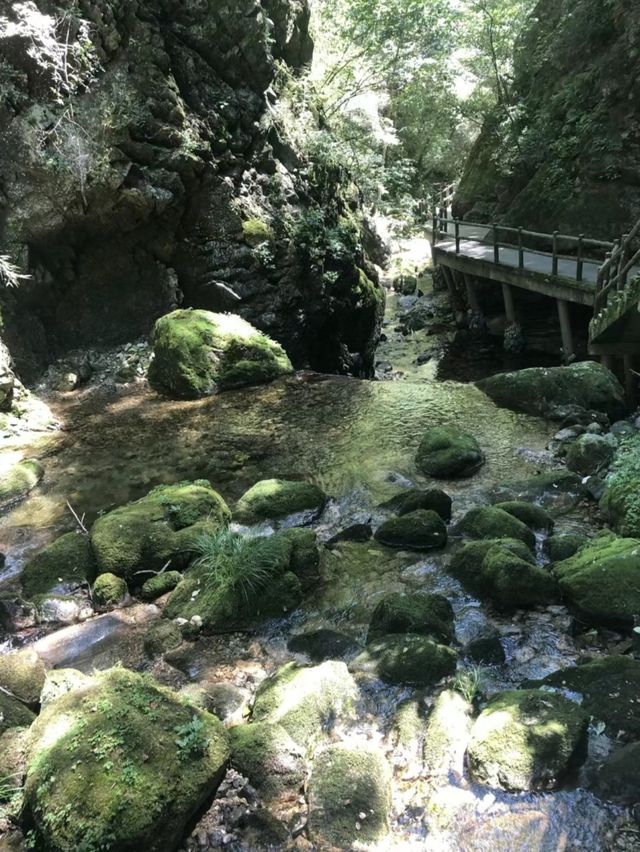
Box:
[367,592,454,644]
[565,433,615,476]
[600,433,640,537]
[351,634,457,686]
[553,534,640,627]
[90,480,230,583]
[229,721,306,801]
[22,668,230,852]
[21,532,97,599]
[374,510,447,550]
[416,426,485,479]
[234,478,326,524]
[307,744,392,848]
[457,506,536,549]
[476,362,626,420]
[466,689,588,792]
[380,487,452,521]
[494,500,553,531]
[148,309,293,398]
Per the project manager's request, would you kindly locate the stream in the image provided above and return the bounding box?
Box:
[0,238,636,851]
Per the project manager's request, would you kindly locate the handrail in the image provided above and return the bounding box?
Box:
[594,218,640,315]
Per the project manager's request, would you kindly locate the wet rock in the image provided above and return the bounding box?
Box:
[34,594,91,626]
[610,420,636,438]
[458,506,536,549]
[490,470,586,509]
[565,433,615,476]
[229,722,306,801]
[547,533,584,562]
[251,661,357,752]
[423,689,473,781]
[21,532,97,599]
[91,480,230,582]
[416,426,485,479]
[402,297,435,332]
[494,500,553,531]
[467,689,588,792]
[307,744,392,848]
[92,573,128,608]
[374,510,447,550]
[198,683,248,721]
[380,487,452,521]
[22,668,230,852]
[0,458,43,509]
[0,691,34,735]
[593,741,640,804]
[351,634,457,686]
[143,620,182,658]
[140,570,183,601]
[416,352,432,365]
[466,628,506,665]
[367,591,454,644]
[0,596,37,632]
[326,523,372,545]
[476,362,626,421]
[235,478,326,524]
[553,534,640,628]
[0,648,46,708]
[148,309,293,398]
[287,629,361,662]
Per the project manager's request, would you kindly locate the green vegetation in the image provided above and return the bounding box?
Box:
[601,434,640,537]
[229,722,306,801]
[0,458,43,507]
[21,531,97,599]
[453,666,485,703]
[140,571,184,601]
[92,573,128,607]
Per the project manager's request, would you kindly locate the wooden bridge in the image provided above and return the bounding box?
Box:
[429,185,640,397]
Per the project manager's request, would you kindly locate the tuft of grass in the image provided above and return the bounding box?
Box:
[452,666,485,703]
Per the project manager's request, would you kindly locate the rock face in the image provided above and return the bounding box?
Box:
[0,0,383,382]
[148,309,293,398]
[467,689,588,792]
[416,426,485,479]
[22,667,230,852]
[476,362,626,421]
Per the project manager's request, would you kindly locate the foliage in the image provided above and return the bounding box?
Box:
[453,666,485,702]
[174,716,209,759]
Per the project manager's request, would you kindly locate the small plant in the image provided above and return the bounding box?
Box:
[452,666,485,703]
[174,715,208,758]
[0,773,21,803]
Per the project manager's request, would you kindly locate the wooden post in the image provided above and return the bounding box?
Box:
[441,265,457,311]
[576,234,584,282]
[432,210,438,244]
[623,355,637,407]
[442,208,448,235]
[464,274,481,314]
[612,239,621,287]
[493,224,499,264]
[556,298,574,363]
[518,227,524,269]
[620,233,630,288]
[552,230,559,276]
[455,218,460,254]
[501,283,517,324]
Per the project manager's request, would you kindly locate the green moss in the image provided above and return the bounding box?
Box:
[374,510,447,551]
[235,478,326,524]
[21,532,97,599]
[308,744,391,847]
[92,573,128,607]
[467,689,588,792]
[229,722,306,801]
[494,501,553,531]
[458,506,536,549]
[0,458,43,507]
[140,571,183,601]
[148,309,292,399]
[423,690,473,780]
[0,691,34,735]
[251,661,357,752]
[367,592,454,644]
[143,621,183,658]
[0,648,45,707]
[416,426,485,479]
[23,668,230,852]
[278,527,321,590]
[241,217,273,245]
[601,433,640,537]
[566,433,615,476]
[90,480,230,582]
[353,634,457,686]
[547,533,584,562]
[382,487,452,521]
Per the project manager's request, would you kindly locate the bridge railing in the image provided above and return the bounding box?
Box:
[432,212,614,283]
[594,218,640,314]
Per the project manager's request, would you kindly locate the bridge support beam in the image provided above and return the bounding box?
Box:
[464,274,481,314]
[623,355,637,407]
[501,283,517,324]
[556,298,574,363]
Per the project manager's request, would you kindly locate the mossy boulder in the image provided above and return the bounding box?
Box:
[466,689,588,792]
[494,501,553,531]
[22,668,230,852]
[380,487,452,521]
[352,634,457,686]
[148,309,293,398]
[547,533,583,562]
[423,690,473,781]
[90,480,230,583]
[143,620,183,658]
[229,722,306,801]
[140,571,183,601]
[0,648,46,708]
[0,458,43,508]
[458,506,536,549]
[92,573,128,608]
[307,744,392,848]
[234,478,326,525]
[566,433,615,476]
[0,691,35,735]
[449,539,557,608]
[374,510,447,550]
[600,433,640,537]
[553,534,640,627]
[476,362,626,420]
[163,530,319,631]
[250,661,357,752]
[21,532,97,599]
[367,592,454,644]
[416,426,485,479]
[529,656,640,736]
[287,629,361,662]
[593,741,640,804]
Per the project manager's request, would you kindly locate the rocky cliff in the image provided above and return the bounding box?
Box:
[0,0,383,389]
[455,0,640,240]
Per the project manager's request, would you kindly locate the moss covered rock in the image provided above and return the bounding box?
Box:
[234,478,326,525]
[143,620,183,658]
[374,510,447,550]
[0,648,46,708]
[250,661,357,752]
[593,741,640,805]
[0,691,35,735]
[423,689,473,781]
[307,744,392,848]
[140,571,183,601]
[352,634,457,686]
[547,533,583,562]
[90,480,230,582]
[458,506,536,549]
[601,433,640,537]
[476,362,626,420]
[92,573,128,608]
[40,669,91,708]
[449,539,557,608]
[494,501,553,531]
[22,667,230,852]
[21,532,97,599]
[148,309,293,398]
[230,722,306,801]
[467,689,588,791]
[287,629,361,662]
[0,458,43,508]
[553,534,640,627]
[380,487,452,521]
[367,592,454,644]
[566,433,615,476]
[416,426,485,479]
